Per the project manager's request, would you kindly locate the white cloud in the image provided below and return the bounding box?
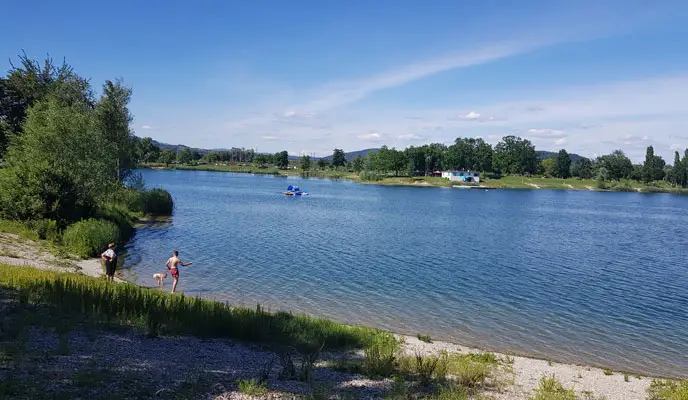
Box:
[358,132,383,141]
[262,136,279,141]
[458,111,481,120]
[527,128,567,138]
[554,138,568,146]
[397,134,425,141]
[141,125,155,130]
[281,110,315,118]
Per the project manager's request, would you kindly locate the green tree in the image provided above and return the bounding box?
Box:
[158,149,175,165]
[177,147,193,164]
[669,151,681,185]
[352,156,364,173]
[331,148,346,168]
[134,137,160,164]
[571,157,593,179]
[274,151,289,169]
[317,157,329,170]
[538,158,557,177]
[596,150,633,181]
[95,79,135,182]
[300,155,311,171]
[0,53,94,155]
[555,149,571,178]
[641,145,666,183]
[0,99,112,227]
[493,136,537,175]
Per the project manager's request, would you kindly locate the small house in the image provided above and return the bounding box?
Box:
[441,170,481,183]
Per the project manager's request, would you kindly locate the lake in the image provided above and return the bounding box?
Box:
[124,169,688,377]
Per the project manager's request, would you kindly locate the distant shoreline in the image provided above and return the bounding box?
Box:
[140,164,688,195]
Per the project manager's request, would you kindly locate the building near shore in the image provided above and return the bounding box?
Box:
[441,170,481,183]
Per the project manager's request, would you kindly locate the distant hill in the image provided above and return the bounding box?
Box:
[323,148,380,162]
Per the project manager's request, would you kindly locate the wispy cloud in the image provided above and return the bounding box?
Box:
[141,125,155,130]
[397,133,425,141]
[527,128,567,138]
[262,136,279,141]
[458,111,481,121]
[358,132,384,142]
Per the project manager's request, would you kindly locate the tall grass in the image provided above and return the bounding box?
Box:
[62,219,120,258]
[648,379,688,400]
[530,375,578,400]
[141,189,174,216]
[0,265,391,351]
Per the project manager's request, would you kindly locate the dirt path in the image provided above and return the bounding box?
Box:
[526,183,541,189]
[0,232,120,281]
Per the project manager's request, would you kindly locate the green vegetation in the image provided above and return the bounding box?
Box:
[530,375,578,400]
[648,380,688,400]
[0,53,173,254]
[62,219,119,258]
[603,369,613,376]
[417,333,433,343]
[237,378,268,396]
[0,264,391,350]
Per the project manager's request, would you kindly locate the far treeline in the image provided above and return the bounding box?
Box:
[150,136,688,190]
[0,53,173,257]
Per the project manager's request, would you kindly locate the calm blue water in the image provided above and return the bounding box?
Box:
[124,169,688,377]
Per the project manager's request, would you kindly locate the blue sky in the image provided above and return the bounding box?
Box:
[2,0,688,161]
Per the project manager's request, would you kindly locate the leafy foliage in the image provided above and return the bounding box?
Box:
[331,148,346,168]
[300,155,311,170]
[62,219,120,258]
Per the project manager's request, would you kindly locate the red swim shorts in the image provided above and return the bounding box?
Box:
[168,267,179,279]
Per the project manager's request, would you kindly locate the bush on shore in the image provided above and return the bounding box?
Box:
[62,219,120,258]
[141,188,174,216]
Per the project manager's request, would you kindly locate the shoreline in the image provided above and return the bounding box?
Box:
[1,260,667,400]
[141,165,688,195]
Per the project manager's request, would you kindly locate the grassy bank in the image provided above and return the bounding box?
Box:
[141,164,688,194]
[0,264,389,350]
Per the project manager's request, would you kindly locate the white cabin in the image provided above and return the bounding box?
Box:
[441,170,481,183]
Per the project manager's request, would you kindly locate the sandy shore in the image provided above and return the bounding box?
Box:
[0,232,663,399]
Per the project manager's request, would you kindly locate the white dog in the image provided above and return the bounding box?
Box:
[153,272,168,288]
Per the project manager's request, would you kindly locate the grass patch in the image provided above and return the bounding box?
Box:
[141,188,174,216]
[417,333,432,343]
[0,264,392,351]
[62,219,120,258]
[444,353,494,388]
[237,378,268,396]
[530,375,578,400]
[648,379,688,400]
[362,334,399,378]
[603,369,613,376]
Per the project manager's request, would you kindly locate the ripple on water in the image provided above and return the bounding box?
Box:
[124,171,688,378]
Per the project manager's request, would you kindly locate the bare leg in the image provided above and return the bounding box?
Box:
[172,278,178,293]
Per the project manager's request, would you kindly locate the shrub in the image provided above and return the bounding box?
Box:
[62,219,120,258]
[362,334,399,378]
[26,219,60,242]
[648,379,688,400]
[142,189,173,216]
[95,204,137,240]
[445,354,493,388]
[359,171,384,182]
[417,333,432,343]
[237,378,267,396]
[530,375,578,400]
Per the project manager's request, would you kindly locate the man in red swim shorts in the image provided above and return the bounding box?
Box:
[165,250,193,294]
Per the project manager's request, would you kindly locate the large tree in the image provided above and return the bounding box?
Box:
[538,158,557,177]
[158,149,175,165]
[555,149,571,178]
[0,99,113,227]
[596,150,633,181]
[352,156,364,173]
[95,79,135,182]
[0,53,94,155]
[571,157,593,179]
[493,136,537,175]
[177,147,193,164]
[331,148,346,168]
[274,150,289,169]
[300,155,311,171]
[641,145,666,183]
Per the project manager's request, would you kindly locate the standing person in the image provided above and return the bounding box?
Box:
[101,243,117,282]
[165,250,192,294]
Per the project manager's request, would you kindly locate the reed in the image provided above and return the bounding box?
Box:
[0,264,391,351]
